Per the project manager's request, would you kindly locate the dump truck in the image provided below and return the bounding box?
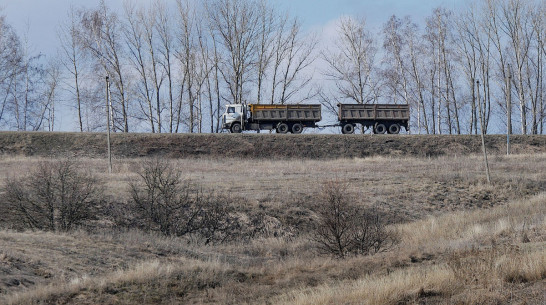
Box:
[221,103,409,134]
[221,104,322,133]
[338,103,410,134]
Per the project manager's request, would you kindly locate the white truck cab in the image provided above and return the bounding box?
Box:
[221,104,246,133]
[221,103,322,134]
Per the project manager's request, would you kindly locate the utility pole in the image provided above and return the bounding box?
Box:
[506,64,512,155]
[106,76,113,174]
[477,80,491,184]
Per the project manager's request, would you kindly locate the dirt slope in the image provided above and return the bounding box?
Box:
[0,132,545,159]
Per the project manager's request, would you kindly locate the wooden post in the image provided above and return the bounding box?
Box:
[106,76,112,174]
[477,80,491,184]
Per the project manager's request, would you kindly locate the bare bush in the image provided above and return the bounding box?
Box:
[3,159,101,231]
[130,159,238,243]
[130,159,194,236]
[312,181,356,257]
[312,181,397,258]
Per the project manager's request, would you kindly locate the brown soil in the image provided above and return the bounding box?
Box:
[0,131,545,159]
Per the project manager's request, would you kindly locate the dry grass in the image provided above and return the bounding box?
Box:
[3,153,542,222]
[0,153,545,304]
[5,258,229,305]
[398,192,546,253]
[274,193,546,305]
[276,265,457,305]
[277,245,545,305]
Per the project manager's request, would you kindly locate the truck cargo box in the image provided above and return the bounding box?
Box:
[250,104,321,122]
[338,104,409,121]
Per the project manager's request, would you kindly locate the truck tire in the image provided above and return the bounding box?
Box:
[291,123,303,134]
[374,123,387,134]
[277,123,289,134]
[342,123,355,134]
[388,123,400,134]
[230,123,242,133]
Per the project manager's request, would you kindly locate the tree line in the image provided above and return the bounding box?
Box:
[0,0,544,134]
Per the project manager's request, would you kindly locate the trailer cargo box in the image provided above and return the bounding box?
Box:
[250,104,321,122]
[338,103,410,134]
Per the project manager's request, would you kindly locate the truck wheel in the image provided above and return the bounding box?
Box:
[230,123,242,133]
[277,123,289,134]
[292,123,303,134]
[342,123,355,134]
[374,123,387,134]
[388,123,400,134]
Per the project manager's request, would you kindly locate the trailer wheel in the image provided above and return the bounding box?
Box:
[292,123,303,134]
[374,123,387,134]
[230,123,242,133]
[342,123,355,134]
[388,123,400,134]
[277,123,289,134]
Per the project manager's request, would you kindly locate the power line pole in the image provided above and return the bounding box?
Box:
[106,76,113,174]
[477,80,491,184]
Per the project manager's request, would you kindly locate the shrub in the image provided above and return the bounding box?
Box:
[312,181,397,258]
[3,159,101,231]
[130,159,238,243]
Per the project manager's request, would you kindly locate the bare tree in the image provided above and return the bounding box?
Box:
[0,13,23,129]
[79,0,130,132]
[141,6,165,133]
[155,0,178,133]
[207,0,261,105]
[529,5,544,134]
[255,0,276,105]
[382,15,410,106]
[534,3,546,133]
[10,34,55,132]
[455,6,480,134]
[41,59,61,131]
[404,18,430,134]
[321,16,379,120]
[500,0,534,134]
[58,7,87,132]
[3,160,101,232]
[209,27,223,132]
[177,0,199,132]
[124,2,156,132]
[268,14,290,105]
[277,19,317,105]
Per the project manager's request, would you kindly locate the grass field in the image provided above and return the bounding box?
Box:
[0,142,544,304]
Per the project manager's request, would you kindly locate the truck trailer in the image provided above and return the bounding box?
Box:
[221,103,409,134]
[338,103,410,134]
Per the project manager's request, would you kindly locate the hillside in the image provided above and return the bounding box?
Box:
[0,131,545,159]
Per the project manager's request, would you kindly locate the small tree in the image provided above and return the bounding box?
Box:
[351,207,395,255]
[130,159,237,243]
[3,160,100,231]
[130,159,199,236]
[312,181,396,258]
[312,181,356,258]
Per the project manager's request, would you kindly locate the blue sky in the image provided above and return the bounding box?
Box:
[1,0,463,56]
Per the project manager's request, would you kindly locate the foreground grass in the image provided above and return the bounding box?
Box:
[3,193,544,304]
[276,193,546,305]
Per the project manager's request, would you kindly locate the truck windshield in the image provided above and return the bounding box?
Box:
[227,107,235,114]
